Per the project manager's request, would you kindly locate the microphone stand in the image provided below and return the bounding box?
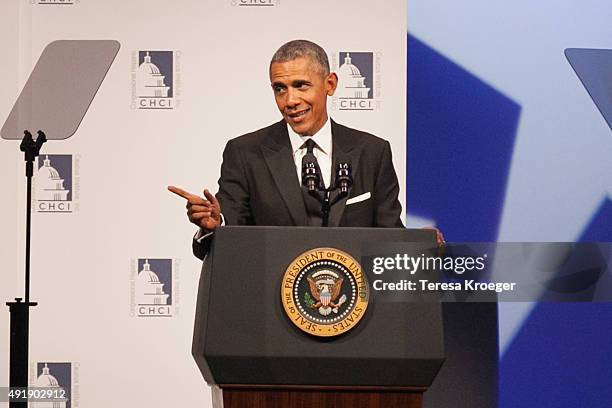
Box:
[318,187,350,227]
[321,191,332,227]
[6,130,46,408]
[304,163,352,228]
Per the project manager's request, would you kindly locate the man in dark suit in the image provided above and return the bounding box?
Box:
[169,40,405,260]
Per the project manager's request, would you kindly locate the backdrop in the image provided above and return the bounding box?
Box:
[3,1,612,407]
[0,1,406,407]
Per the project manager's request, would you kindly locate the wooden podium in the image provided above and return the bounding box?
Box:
[220,385,424,408]
[192,226,445,408]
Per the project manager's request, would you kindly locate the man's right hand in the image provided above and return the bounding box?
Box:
[168,186,222,231]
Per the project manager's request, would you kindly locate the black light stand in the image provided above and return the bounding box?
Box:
[6,130,46,408]
[2,40,119,408]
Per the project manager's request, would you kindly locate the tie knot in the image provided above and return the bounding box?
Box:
[302,138,316,154]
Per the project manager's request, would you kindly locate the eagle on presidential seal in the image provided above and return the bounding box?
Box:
[307,270,347,316]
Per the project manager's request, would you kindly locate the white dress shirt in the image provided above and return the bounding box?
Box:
[287,118,333,188]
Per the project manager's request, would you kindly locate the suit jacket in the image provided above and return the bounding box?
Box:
[193,119,403,259]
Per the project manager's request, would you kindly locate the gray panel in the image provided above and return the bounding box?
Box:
[2,40,120,140]
[565,48,612,131]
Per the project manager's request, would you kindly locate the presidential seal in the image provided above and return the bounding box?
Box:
[281,247,369,337]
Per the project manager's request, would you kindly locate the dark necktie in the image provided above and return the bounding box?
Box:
[302,138,325,190]
[301,138,324,226]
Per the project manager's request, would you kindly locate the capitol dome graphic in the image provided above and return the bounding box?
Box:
[137,259,170,305]
[37,155,70,201]
[336,53,370,99]
[137,52,171,98]
[33,364,69,408]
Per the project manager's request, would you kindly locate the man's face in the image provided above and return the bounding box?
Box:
[270,57,338,136]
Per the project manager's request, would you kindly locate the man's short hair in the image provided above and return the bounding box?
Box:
[270,40,330,76]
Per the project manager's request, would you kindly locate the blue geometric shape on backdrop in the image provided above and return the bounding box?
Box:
[500,302,612,407]
[580,198,612,241]
[500,198,612,408]
[407,33,612,407]
[407,34,521,241]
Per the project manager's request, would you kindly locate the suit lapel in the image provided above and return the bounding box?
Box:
[329,120,361,227]
[261,120,308,226]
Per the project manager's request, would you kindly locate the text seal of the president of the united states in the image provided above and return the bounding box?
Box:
[281,247,369,337]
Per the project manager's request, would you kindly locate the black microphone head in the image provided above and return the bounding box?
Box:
[336,162,352,182]
[302,162,320,192]
[336,162,353,196]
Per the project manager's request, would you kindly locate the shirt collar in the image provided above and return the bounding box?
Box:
[288,118,332,156]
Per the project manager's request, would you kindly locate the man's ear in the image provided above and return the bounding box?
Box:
[326,72,338,96]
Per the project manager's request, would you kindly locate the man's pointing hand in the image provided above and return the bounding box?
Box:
[168,186,221,231]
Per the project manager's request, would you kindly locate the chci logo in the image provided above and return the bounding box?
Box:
[30,362,80,408]
[131,51,180,110]
[332,51,382,111]
[35,154,79,213]
[33,0,76,4]
[131,259,177,317]
[281,247,369,337]
[231,0,279,6]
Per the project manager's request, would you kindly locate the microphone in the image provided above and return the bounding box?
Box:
[302,161,320,192]
[336,162,352,197]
